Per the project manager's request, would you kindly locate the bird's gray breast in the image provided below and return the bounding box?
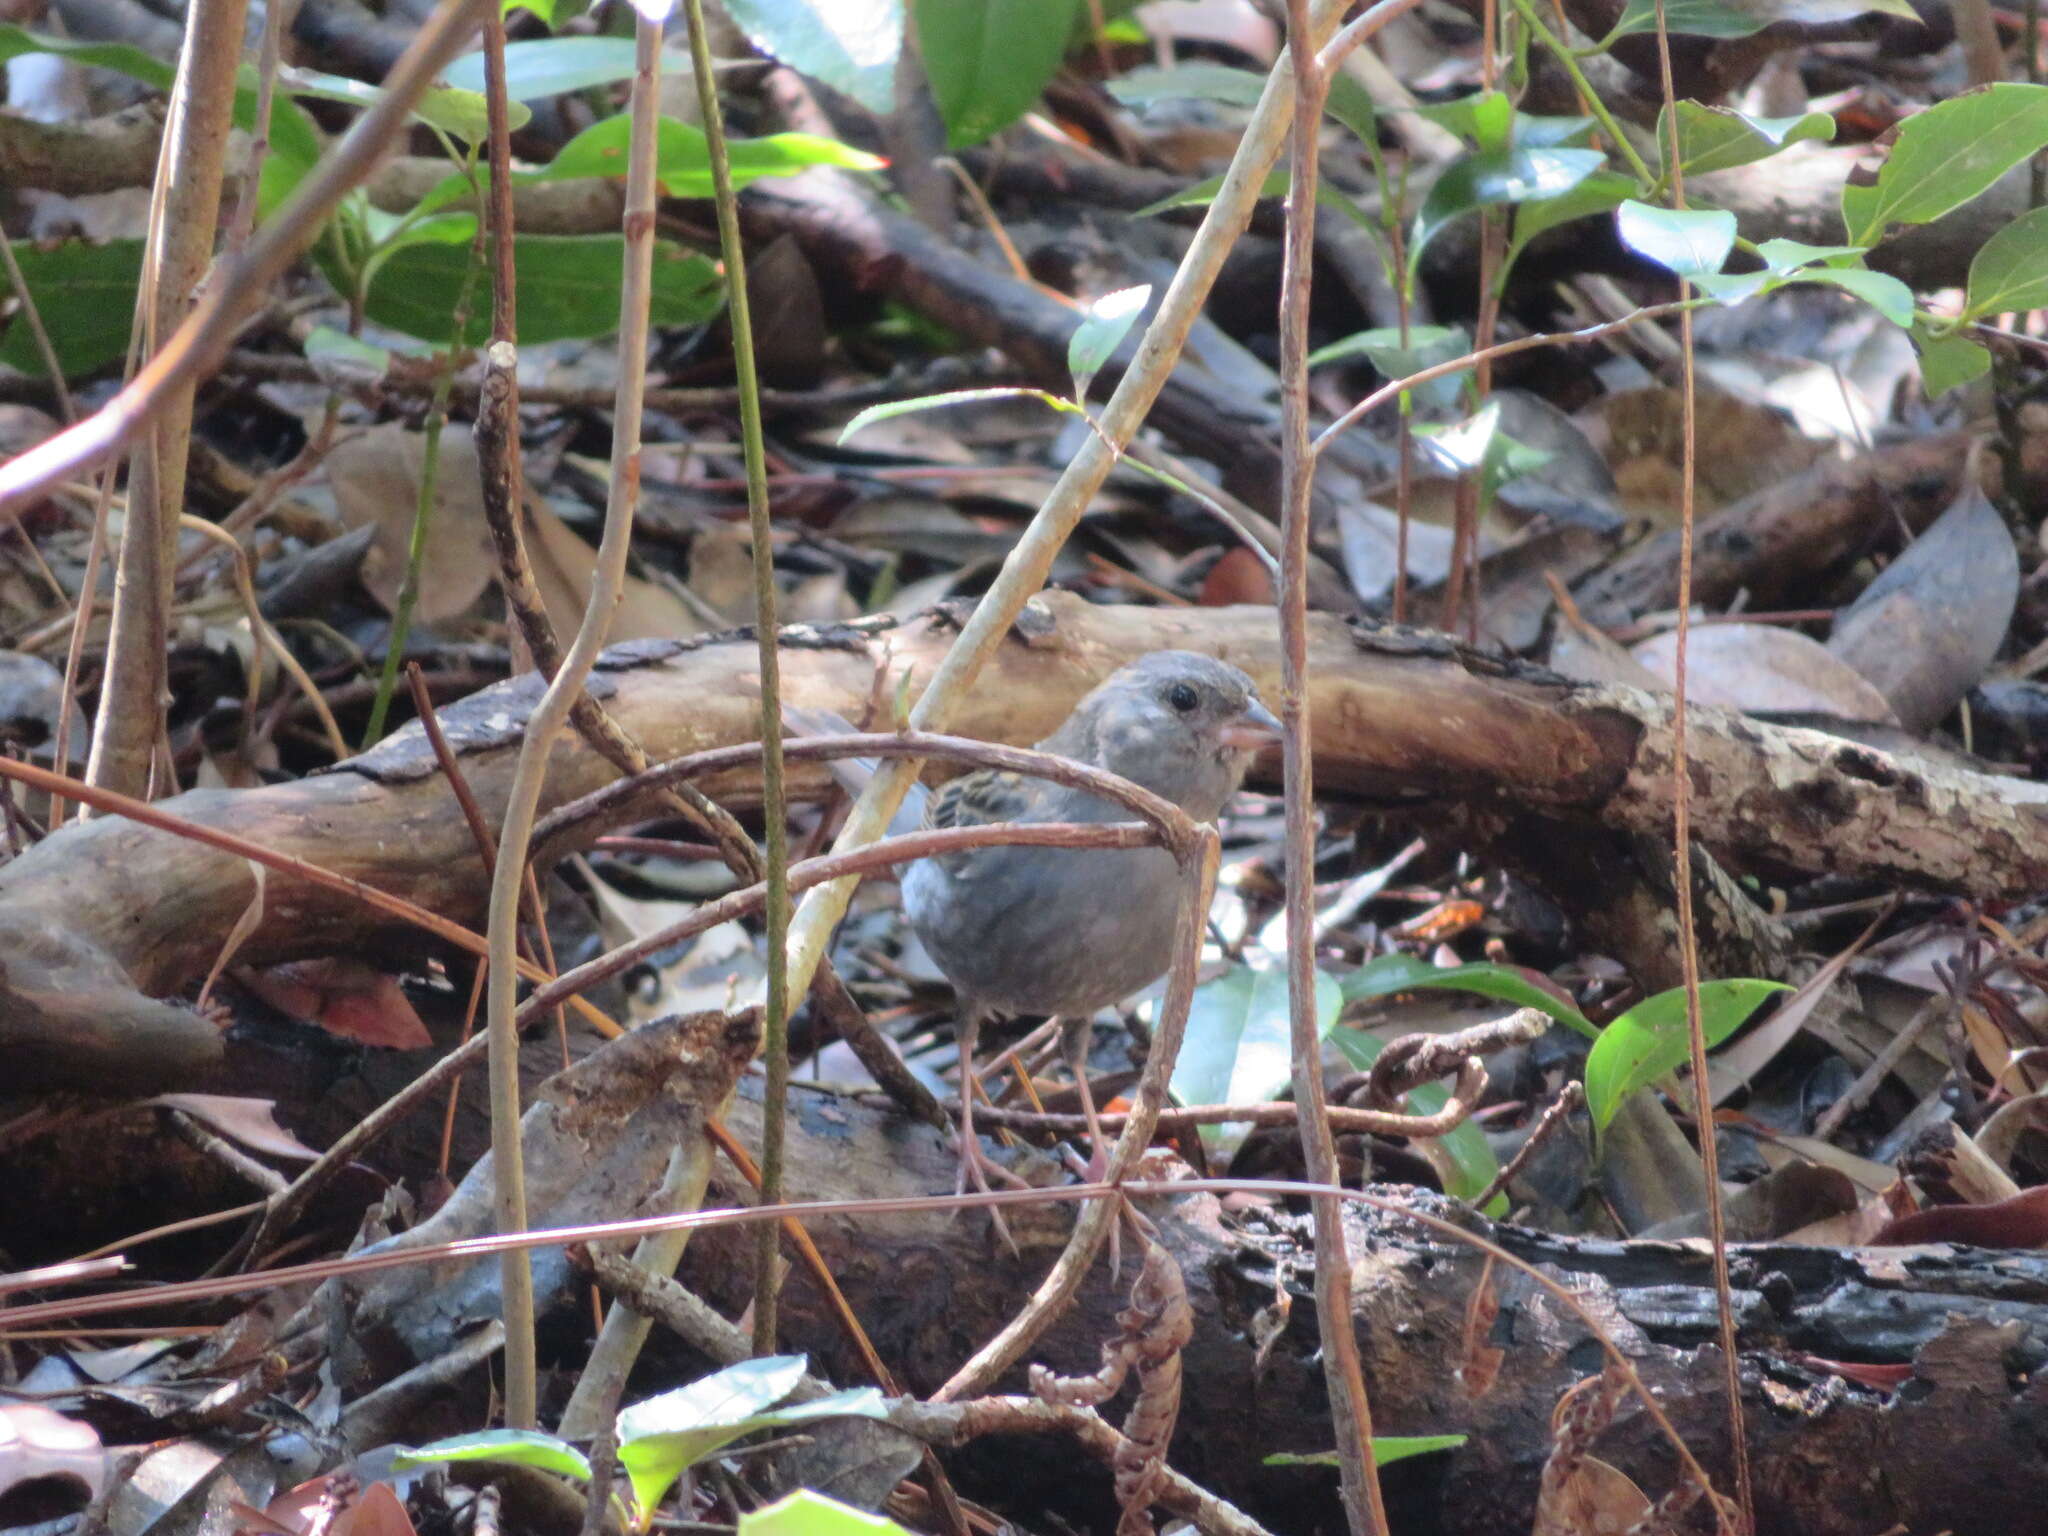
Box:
[900,842,1184,1018]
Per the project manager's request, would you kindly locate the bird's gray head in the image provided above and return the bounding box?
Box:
[1047,650,1282,819]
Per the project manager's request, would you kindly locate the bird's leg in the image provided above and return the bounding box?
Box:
[954,1005,1029,1256]
[1055,1012,1124,1280]
[1057,1014,1108,1181]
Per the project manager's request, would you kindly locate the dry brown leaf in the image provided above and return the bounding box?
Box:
[327,423,496,625]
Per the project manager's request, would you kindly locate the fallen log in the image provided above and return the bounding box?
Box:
[3,595,2045,1092]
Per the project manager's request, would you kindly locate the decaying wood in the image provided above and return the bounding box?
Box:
[4,595,2046,1091]
[1574,431,1976,624]
[687,1083,2048,1536]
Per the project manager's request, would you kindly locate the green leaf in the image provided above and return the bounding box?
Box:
[1339,954,1594,1039]
[1173,964,1341,1152]
[364,232,723,345]
[1110,62,1264,109]
[1267,1434,1468,1469]
[1306,322,1471,410]
[534,112,885,196]
[914,0,1081,148]
[303,325,392,384]
[1616,200,1736,281]
[278,63,521,142]
[1505,170,1635,270]
[1785,264,1914,326]
[0,238,142,378]
[1414,400,1554,498]
[1130,168,1367,226]
[1327,1025,1505,1215]
[1416,90,1514,152]
[444,36,688,101]
[722,0,903,114]
[615,1360,885,1520]
[1068,284,1149,396]
[1963,203,2048,319]
[741,1490,913,1536]
[1915,330,1992,397]
[1582,979,1790,1138]
[1414,147,1606,260]
[1605,0,1913,44]
[838,386,1063,443]
[1841,83,2048,246]
[394,1429,593,1482]
[1656,102,1835,178]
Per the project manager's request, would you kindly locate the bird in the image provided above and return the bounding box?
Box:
[896,650,1282,1219]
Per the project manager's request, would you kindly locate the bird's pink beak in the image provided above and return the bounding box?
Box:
[1218,698,1284,751]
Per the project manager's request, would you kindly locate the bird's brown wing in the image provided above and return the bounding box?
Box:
[924,768,1040,881]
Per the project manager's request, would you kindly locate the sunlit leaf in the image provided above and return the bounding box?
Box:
[1616,201,1737,281]
[1068,284,1150,397]
[1173,964,1341,1154]
[714,0,904,114]
[838,387,1064,443]
[1583,980,1790,1138]
[395,1429,592,1483]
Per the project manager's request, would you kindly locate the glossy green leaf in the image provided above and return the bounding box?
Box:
[364,232,722,345]
[1267,1434,1468,1468]
[741,1490,913,1536]
[1506,170,1635,269]
[1068,284,1150,396]
[839,386,1064,443]
[722,0,902,113]
[1583,979,1790,1138]
[1842,83,2048,246]
[1173,964,1341,1152]
[1963,203,2048,319]
[535,112,885,195]
[394,1429,593,1482]
[1414,147,1605,261]
[1655,102,1834,178]
[1329,1026,1505,1216]
[1339,954,1594,1039]
[615,1360,884,1520]
[0,238,142,378]
[1617,201,1737,281]
[1916,330,1992,397]
[915,0,1081,148]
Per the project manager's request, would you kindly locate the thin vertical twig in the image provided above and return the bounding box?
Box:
[1279,7,1388,1535]
[1652,2,1750,1529]
[83,0,247,806]
[677,0,791,1358]
[482,15,664,1429]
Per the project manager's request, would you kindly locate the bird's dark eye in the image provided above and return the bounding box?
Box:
[1167,682,1199,713]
